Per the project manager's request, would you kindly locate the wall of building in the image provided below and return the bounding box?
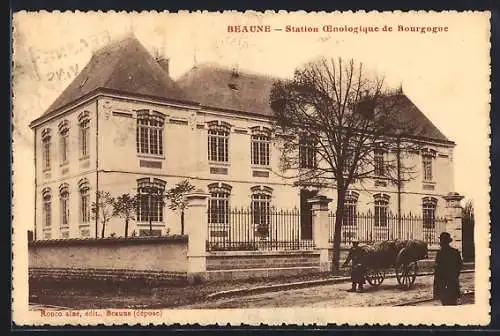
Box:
[28,236,188,273]
[34,100,99,240]
[32,93,456,241]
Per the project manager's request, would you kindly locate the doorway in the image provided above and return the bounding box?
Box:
[300,189,318,240]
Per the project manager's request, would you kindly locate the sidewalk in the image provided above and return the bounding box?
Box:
[207,266,475,300]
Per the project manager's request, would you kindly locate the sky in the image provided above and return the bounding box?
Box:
[12,11,491,233]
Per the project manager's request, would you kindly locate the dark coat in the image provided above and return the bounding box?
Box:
[343,246,366,284]
[433,246,463,304]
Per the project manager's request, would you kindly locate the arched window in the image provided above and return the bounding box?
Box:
[59,183,70,228]
[422,197,438,228]
[208,183,232,229]
[136,178,166,224]
[343,191,359,227]
[136,110,165,155]
[374,193,390,227]
[41,187,52,228]
[251,186,273,238]
[58,120,70,164]
[208,121,230,162]
[250,127,271,166]
[41,128,52,171]
[78,111,90,158]
[78,178,91,224]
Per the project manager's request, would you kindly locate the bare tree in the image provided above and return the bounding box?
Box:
[91,191,115,238]
[165,179,196,234]
[270,57,424,271]
[113,193,137,238]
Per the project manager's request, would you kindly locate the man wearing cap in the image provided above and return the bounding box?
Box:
[433,232,463,305]
[342,240,366,292]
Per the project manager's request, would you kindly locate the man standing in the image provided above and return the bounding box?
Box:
[433,232,463,305]
[342,240,366,292]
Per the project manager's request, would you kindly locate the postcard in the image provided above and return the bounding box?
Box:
[12,10,491,326]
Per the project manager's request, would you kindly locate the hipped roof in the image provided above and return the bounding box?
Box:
[37,36,450,143]
[42,35,189,116]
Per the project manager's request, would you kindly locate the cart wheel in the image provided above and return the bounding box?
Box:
[396,261,418,289]
[366,268,385,287]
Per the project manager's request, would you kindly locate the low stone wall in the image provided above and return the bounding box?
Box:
[29,236,189,282]
[205,250,321,281]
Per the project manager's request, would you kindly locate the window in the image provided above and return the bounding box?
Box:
[422,197,437,228]
[41,129,52,171]
[374,150,385,176]
[374,193,390,227]
[343,191,359,227]
[251,127,270,166]
[251,186,273,238]
[208,183,232,231]
[78,111,90,158]
[136,178,166,223]
[208,121,230,162]
[422,149,436,181]
[59,183,70,228]
[58,120,69,164]
[299,137,316,168]
[78,178,90,224]
[42,187,52,228]
[136,110,165,156]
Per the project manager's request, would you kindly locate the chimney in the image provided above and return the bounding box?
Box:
[156,56,170,76]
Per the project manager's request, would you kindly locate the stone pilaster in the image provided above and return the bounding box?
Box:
[443,192,464,252]
[308,195,333,272]
[185,189,210,283]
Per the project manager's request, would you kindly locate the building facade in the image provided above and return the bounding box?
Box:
[30,36,456,242]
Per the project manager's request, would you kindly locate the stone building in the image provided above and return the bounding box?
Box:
[30,36,456,242]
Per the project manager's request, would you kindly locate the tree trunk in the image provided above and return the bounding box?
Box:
[125,218,129,238]
[181,210,185,235]
[101,220,106,238]
[332,187,346,272]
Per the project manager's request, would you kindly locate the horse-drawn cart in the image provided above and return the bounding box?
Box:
[357,240,428,289]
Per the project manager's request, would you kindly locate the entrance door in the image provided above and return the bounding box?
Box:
[300,189,317,240]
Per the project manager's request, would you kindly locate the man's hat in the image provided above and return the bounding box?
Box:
[439,232,452,243]
[352,240,360,245]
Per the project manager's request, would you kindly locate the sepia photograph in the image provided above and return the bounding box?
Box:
[11,10,490,326]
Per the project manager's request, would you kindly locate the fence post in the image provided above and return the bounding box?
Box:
[185,189,210,283]
[443,192,464,253]
[308,195,333,272]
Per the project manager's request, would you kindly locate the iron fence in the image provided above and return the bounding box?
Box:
[206,207,315,251]
[328,211,447,246]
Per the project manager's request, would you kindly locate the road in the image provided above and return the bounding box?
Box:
[180,272,474,308]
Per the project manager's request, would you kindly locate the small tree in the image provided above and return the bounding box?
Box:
[113,193,137,238]
[91,191,115,238]
[165,179,195,234]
